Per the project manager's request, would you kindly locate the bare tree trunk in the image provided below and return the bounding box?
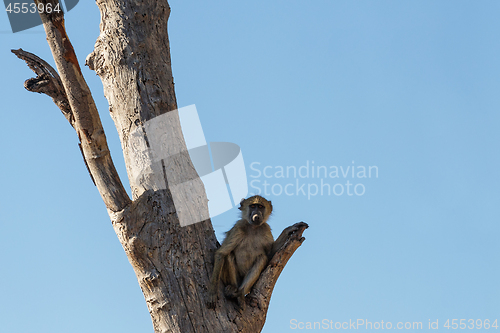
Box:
[13,1,308,332]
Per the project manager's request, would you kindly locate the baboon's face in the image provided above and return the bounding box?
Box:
[247,203,267,225]
[239,195,272,225]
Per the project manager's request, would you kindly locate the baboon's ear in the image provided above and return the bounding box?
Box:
[238,198,245,210]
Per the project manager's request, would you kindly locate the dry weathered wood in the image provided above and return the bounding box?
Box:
[13,0,308,332]
[12,48,72,124]
[85,0,181,201]
[32,0,131,212]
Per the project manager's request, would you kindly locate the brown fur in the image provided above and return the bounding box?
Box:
[207,195,277,310]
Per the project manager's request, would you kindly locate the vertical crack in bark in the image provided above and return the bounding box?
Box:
[173,264,197,332]
[194,221,213,279]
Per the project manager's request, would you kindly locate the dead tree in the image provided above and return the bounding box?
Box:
[13,1,308,332]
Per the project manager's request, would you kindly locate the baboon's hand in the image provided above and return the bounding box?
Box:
[224,285,239,298]
[206,291,217,309]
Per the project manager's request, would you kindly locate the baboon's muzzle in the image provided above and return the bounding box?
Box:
[251,213,263,224]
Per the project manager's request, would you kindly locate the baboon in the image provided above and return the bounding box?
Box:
[207,195,301,310]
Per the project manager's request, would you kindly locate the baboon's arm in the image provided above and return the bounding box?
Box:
[207,226,242,308]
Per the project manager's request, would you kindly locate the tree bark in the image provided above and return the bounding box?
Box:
[13,1,308,332]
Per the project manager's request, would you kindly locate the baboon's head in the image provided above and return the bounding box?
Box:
[239,195,273,226]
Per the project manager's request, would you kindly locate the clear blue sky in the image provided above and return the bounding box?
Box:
[1,1,500,332]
